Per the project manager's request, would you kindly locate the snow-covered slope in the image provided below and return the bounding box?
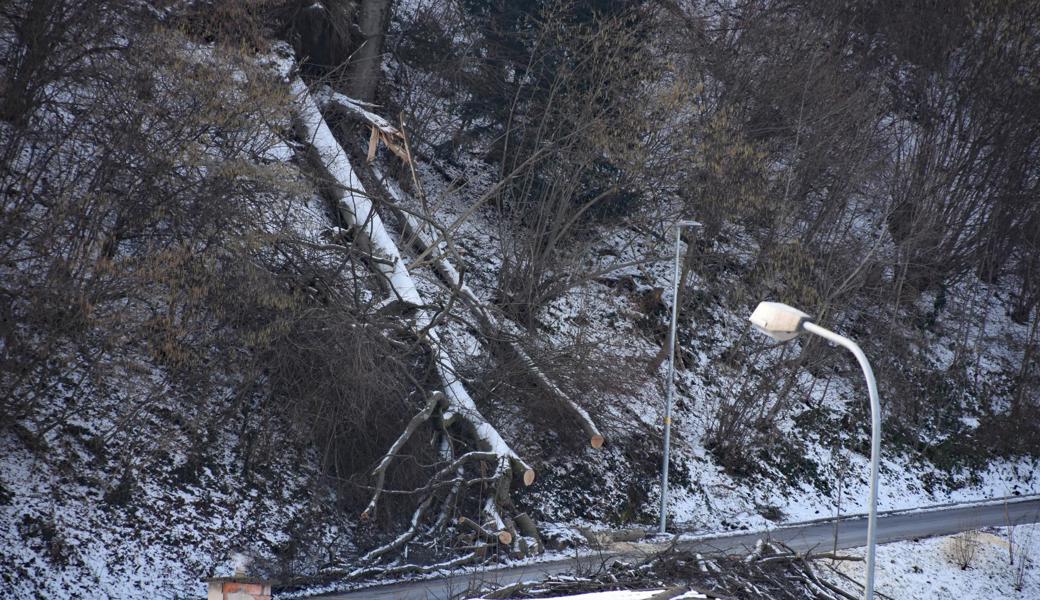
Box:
[3,3,1039,599]
[822,524,1040,599]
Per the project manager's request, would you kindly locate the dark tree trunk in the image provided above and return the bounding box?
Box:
[347,0,392,102]
[285,0,354,73]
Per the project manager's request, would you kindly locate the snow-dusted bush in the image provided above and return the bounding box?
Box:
[947,529,981,570]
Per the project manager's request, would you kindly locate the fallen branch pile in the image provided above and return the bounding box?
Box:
[470,540,864,600]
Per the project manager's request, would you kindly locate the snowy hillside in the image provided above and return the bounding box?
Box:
[2,1,1039,598]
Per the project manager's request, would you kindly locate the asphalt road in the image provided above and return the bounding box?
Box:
[311,497,1040,600]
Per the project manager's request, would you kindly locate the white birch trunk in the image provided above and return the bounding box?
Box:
[291,78,534,485]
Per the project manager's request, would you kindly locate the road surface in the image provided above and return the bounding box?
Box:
[311,496,1040,600]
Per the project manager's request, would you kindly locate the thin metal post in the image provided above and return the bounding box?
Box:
[803,321,880,600]
[659,224,683,534]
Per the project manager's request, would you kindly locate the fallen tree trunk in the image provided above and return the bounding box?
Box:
[374,170,605,449]
[316,87,410,164]
[457,516,513,546]
[314,86,603,449]
[290,77,534,554]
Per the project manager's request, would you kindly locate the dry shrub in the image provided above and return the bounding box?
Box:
[947,529,981,570]
[475,3,678,325]
[1,11,299,425]
[1011,523,1037,591]
[465,291,643,467]
[174,0,289,50]
[1014,543,1031,591]
[266,308,442,522]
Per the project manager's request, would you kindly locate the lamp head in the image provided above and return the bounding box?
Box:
[749,301,811,342]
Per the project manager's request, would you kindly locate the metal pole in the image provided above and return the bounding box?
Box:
[802,321,880,600]
[659,224,683,534]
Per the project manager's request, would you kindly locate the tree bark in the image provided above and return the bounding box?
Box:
[288,1,354,72]
[347,0,392,102]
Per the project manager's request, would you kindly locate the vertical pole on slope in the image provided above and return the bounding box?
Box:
[802,321,880,600]
[659,220,699,535]
[659,224,682,535]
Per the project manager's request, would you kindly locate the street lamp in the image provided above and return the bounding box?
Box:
[748,301,881,600]
[659,219,701,535]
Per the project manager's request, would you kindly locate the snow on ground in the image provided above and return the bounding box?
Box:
[466,590,709,600]
[667,438,1039,534]
[395,141,1039,536]
[536,593,664,600]
[466,591,685,600]
[820,523,1040,599]
[374,123,1040,540]
[0,416,345,599]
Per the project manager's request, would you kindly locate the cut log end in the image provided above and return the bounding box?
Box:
[590,434,605,449]
[497,530,513,545]
[522,469,536,486]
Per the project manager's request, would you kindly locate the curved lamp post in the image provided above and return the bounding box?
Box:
[748,301,880,600]
[659,220,701,535]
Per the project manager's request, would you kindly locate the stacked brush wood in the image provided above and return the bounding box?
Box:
[472,541,883,600]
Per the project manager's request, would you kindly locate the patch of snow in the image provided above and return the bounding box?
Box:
[472,591,666,600]
[820,523,1040,599]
